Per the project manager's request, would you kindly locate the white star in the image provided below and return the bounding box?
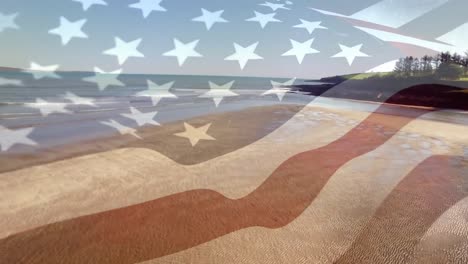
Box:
[26,62,60,80]
[293,19,327,34]
[175,122,215,147]
[259,2,290,11]
[282,38,319,64]
[224,42,263,70]
[129,0,166,18]
[0,126,37,151]
[103,37,144,65]
[72,0,107,11]
[135,80,177,106]
[62,92,96,106]
[27,98,71,116]
[163,38,203,66]
[83,67,124,91]
[49,17,88,45]
[101,119,141,139]
[246,11,281,28]
[331,44,370,66]
[0,12,18,32]
[262,78,296,101]
[121,107,160,126]
[192,8,228,30]
[199,81,238,107]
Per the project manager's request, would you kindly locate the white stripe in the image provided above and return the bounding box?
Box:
[436,22,468,51]
[312,0,449,29]
[351,0,449,28]
[366,60,399,73]
[354,26,462,53]
[411,197,468,263]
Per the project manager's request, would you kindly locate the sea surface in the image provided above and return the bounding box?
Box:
[0,71,316,118]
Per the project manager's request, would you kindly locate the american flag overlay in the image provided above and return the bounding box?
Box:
[1,0,468,263]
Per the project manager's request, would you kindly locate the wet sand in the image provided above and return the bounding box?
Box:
[0,104,304,173]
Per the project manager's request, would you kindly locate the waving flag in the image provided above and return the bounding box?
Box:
[1,0,468,263]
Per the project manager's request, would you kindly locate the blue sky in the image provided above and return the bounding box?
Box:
[1,0,467,78]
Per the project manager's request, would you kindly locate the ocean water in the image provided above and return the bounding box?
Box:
[0,71,304,103]
[0,71,316,118]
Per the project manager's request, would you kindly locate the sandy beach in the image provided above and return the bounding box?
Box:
[1,101,467,263]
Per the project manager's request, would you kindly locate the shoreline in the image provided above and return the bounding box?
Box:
[0,104,305,173]
[1,101,467,174]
